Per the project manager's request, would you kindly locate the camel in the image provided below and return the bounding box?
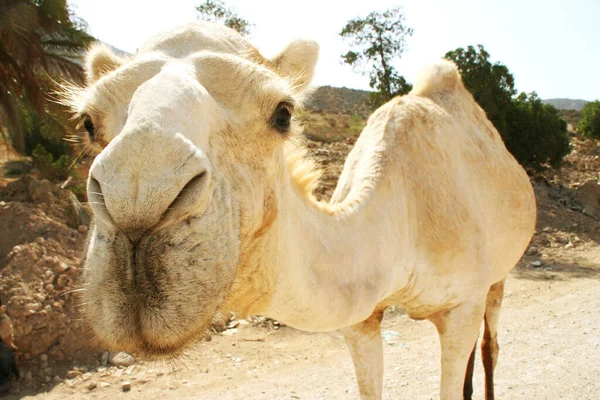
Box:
[66,22,536,399]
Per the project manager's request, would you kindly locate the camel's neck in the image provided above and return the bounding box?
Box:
[240,158,408,332]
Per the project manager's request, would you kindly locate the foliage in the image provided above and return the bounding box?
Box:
[347,114,364,135]
[578,100,600,139]
[340,7,413,110]
[504,92,570,169]
[445,45,570,169]
[0,0,94,153]
[31,143,71,181]
[196,0,252,36]
[445,45,516,135]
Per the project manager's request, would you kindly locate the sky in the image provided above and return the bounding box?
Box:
[69,0,599,101]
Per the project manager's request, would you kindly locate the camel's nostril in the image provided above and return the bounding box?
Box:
[163,171,211,219]
[87,176,113,225]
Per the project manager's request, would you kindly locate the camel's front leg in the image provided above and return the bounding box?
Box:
[430,301,485,400]
[341,309,385,400]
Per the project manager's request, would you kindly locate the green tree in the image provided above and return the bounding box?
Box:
[340,7,413,110]
[196,0,252,36]
[504,92,570,169]
[445,45,516,135]
[578,100,600,139]
[0,0,94,153]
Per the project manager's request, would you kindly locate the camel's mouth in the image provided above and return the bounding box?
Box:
[82,213,239,362]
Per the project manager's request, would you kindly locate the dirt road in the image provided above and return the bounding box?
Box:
[10,246,599,400]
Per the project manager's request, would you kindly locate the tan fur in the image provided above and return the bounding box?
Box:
[70,22,536,399]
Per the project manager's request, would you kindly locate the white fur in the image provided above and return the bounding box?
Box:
[73,22,536,400]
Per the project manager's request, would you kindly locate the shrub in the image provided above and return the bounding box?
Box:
[504,93,570,169]
[578,100,600,139]
[31,144,72,181]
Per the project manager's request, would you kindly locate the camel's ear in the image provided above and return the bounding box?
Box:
[85,44,125,84]
[271,40,319,94]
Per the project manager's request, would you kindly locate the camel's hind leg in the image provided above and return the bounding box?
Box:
[341,309,384,400]
[431,300,486,400]
[463,342,477,399]
[481,279,505,400]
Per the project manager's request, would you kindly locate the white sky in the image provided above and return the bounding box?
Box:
[69,0,599,100]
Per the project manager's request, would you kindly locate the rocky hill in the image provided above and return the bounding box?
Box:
[305,86,370,117]
[543,98,588,111]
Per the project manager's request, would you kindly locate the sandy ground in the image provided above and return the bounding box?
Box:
[9,246,599,400]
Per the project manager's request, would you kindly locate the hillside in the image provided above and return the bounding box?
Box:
[305,86,370,117]
[543,98,588,111]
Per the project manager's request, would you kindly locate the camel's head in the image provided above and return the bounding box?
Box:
[69,23,318,357]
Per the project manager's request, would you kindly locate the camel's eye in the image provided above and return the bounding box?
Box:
[271,102,293,134]
[83,115,95,140]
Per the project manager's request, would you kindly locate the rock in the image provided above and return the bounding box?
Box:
[40,354,48,362]
[122,381,132,392]
[53,375,61,383]
[101,350,109,366]
[532,260,542,267]
[109,351,135,367]
[582,206,600,220]
[44,375,52,383]
[77,225,88,234]
[35,237,45,244]
[65,370,81,379]
[54,261,69,274]
[55,274,71,289]
[88,381,97,390]
[99,382,111,388]
[564,242,574,250]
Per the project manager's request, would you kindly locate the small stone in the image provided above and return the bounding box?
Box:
[35,237,45,244]
[101,350,109,366]
[66,370,81,379]
[54,261,69,274]
[78,225,88,234]
[53,376,61,383]
[88,381,97,390]
[532,260,542,267]
[44,376,52,383]
[55,274,70,289]
[99,382,111,388]
[109,351,135,367]
[122,381,132,392]
[81,372,93,381]
[45,284,54,292]
[25,371,33,381]
[40,354,48,362]
[564,242,574,250]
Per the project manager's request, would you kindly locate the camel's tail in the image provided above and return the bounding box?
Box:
[410,59,463,97]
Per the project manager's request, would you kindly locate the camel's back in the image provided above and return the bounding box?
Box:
[336,61,536,290]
